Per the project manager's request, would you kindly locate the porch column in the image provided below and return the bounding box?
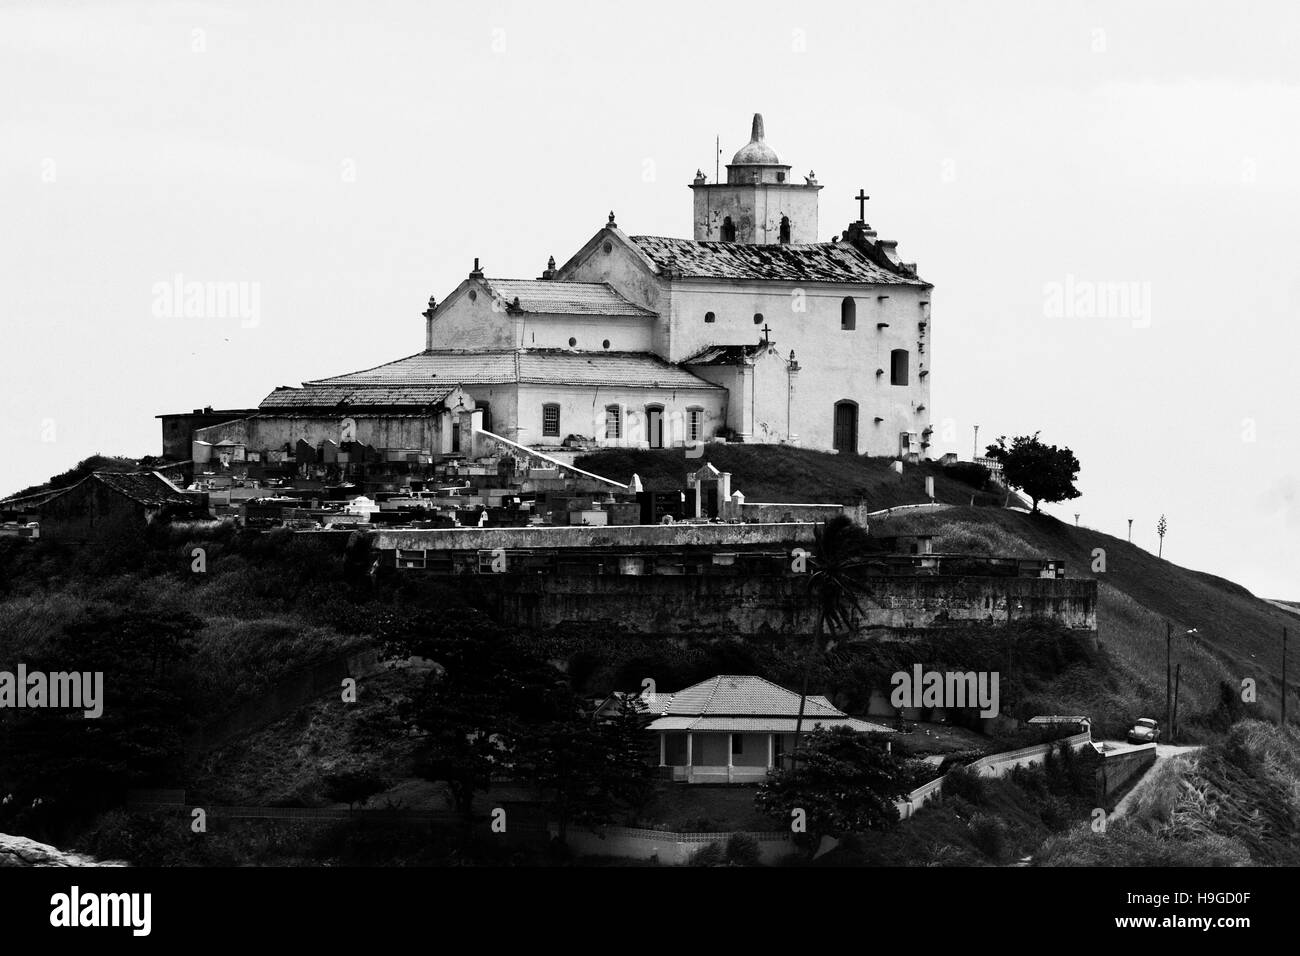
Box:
[727,733,734,783]
[659,733,665,767]
[694,482,702,519]
[767,733,774,770]
[686,732,693,782]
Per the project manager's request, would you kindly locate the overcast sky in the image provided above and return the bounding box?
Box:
[2,0,1296,598]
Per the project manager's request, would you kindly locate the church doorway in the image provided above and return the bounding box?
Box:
[646,405,664,449]
[833,401,858,455]
[476,401,492,434]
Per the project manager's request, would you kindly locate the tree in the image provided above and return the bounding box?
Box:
[793,517,874,760]
[983,432,1081,513]
[1157,514,1167,558]
[756,727,913,846]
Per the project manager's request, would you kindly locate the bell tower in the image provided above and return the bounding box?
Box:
[690,113,822,244]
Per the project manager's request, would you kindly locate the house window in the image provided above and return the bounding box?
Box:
[605,404,622,440]
[602,339,610,349]
[721,216,736,241]
[891,349,909,386]
[732,734,744,755]
[753,313,764,325]
[542,403,560,438]
[841,296,856,330]
[687,407,703,442]
[776,171,786,183]
[779,215,791,243]
[705,311,715,323]
[568,336,577,347]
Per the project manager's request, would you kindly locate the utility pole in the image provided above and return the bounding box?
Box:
[1284,626,1289,728]
[1127,518,1133,543]
[1170,621,1180,738]
[1172,664,1181,744]
[973,424,980,462]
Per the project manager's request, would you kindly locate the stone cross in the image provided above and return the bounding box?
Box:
[855,189,870,220]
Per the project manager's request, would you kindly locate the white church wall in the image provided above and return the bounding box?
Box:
[514,384,725,450]
[427,281,517,350]
[555,229,669,351]
[691,183,820,244]
[515,313,655,352]
[664,280,931,457]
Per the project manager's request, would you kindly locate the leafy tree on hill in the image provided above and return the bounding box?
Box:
[983,432,1081,513]
[756,726,914,847]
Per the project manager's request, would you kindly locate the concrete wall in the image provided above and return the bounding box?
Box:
[555,825,794,865]
[513,383,725,449]
[691,182,821,244]
[1096,744,1157,810]
[194,414,445,458]
[720,501,871,525]
[368,521,818,553]
[477,573,1098,636]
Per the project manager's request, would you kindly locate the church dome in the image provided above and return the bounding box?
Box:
[731,113,780,165]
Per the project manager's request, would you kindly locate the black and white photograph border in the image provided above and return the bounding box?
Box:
[0,0,1293,939]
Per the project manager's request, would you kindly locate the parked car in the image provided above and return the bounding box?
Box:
[1127,717,1160,744]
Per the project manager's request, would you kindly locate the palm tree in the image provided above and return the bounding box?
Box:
[791,516,874,766]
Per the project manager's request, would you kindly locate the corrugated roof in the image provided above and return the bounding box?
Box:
[260,383,456,409]
[483,278,654,316]
[629,235,929,286]
[305,350,720,391]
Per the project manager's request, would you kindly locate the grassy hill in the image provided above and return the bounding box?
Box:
[875,506,1295,727]
[575,445,1022,509]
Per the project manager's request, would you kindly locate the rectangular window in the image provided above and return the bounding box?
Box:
[891,349,909,386]
[687,408,702,442]
[605,405,622,440]
[542,404,560,437]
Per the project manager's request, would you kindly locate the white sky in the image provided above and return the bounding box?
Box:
[1,0,1297,598]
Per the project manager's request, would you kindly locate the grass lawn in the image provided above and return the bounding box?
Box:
[636,783,776,833]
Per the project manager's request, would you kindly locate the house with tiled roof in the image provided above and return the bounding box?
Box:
[185,113,933,466]
[0,472,209,540]
[647,675,894,784]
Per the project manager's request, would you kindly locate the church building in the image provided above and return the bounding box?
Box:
[195,114,933,464]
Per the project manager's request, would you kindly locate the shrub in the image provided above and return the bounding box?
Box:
[942,765,987,805]
[943,462,990,489]
[968,813,1008,860]
[724,832,762,866]
[688,841,725,866]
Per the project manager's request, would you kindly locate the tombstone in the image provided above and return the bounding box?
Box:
[925,476,934,499]
[320,439,339,464]
[890,460,903,475]
[296,439,316,465]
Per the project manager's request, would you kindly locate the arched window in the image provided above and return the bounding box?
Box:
[541,403,560,438]
[779,215,791,244]
[890,349,909,386]
[475,401,491,434]
[841,297,856,330]
[705,311,715,323]
[605,404,622,440]
[721,217,736,241]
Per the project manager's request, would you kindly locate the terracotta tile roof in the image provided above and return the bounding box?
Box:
[303,350,720,392]
[259,383,457,409]
[683,343,772,366]
[652,675,849,718]
[647,715,894,734]
[483,279,655,316]
[93,472,201,508]
[628,235,929,286]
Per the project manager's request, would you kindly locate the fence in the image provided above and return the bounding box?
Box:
[895,730,1094,820]
[552,825,793,864]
